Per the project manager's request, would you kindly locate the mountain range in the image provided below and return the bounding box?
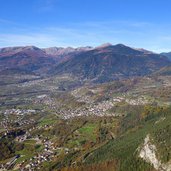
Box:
[0,43,171,83]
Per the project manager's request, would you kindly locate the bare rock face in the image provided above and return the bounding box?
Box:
[139,134,161,170]
[139,134,171,171]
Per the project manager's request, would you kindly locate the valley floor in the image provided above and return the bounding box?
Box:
[0,74,171,171]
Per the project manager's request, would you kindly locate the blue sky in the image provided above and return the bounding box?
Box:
[0,0,171,52]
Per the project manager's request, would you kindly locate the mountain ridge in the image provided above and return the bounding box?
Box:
[161,52,171,61]
[49,44,171,82]
[0,43,171,83]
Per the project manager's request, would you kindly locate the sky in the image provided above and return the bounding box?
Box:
[0,0,171,52]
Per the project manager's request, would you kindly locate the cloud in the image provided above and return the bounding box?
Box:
[0,20,171,52]
[0,24,124,48]
[36,0,57,12]
[0,33,58,47]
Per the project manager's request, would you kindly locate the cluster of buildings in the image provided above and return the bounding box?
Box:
[3,109,36,116]
[19,143,73,170]
[0,116,35,136]
[125,96,149,105]
[58,97,124,119]
[15,131,31,142]
[23,151,54,170]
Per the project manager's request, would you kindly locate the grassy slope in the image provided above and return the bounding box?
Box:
[85,107,171,171]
